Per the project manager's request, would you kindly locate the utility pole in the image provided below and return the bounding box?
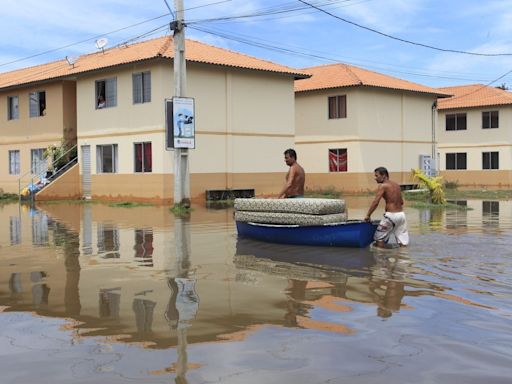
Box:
[172,0,190,207]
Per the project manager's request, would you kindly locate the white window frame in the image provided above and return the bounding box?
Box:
[133,71,151,104]
[95,77,117,109]
[96,144,118,173]
[29,91,46,118]
[7,95,19,120]
[9,150,20,175]
[31,148,47,175]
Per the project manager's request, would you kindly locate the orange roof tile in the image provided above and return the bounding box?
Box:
[0,35,309,90]
[294,63,449,97]
[437,84,512,110]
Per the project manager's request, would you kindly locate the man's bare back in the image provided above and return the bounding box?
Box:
[279,149,305,198]
[380,180,404,213]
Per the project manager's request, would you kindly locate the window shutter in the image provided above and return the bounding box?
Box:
[29,92,39,117]
[143,72,151,102]
[328,97,336,118]
[338,95,346,118]
[106,78,117,107]
[133,73,142,104]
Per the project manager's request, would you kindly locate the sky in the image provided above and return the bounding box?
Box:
[2,0,512,88]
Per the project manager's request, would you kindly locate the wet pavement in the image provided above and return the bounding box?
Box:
[0,197,511,383]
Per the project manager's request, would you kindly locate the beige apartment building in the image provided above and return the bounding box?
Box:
[437,84,512,187]
[294,64,449,192]
[0,79,77,194]
[0,36,308,201]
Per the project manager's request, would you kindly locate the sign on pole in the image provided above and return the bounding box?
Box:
[170,97,195,149]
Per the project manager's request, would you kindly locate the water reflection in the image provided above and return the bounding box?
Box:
[0,199,511,383]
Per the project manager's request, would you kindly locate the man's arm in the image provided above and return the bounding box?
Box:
[278,167,296,198]
[364,184,385,221]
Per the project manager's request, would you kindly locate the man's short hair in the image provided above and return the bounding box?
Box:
[374,166,389,178]
[284,148,297,160]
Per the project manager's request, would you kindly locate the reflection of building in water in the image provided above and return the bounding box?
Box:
[133,296,156,333]
[31,271,50,307]
[445,200,468,229]
[9,216,21,245]
[134,228,154,267]
[482,200,500,227]
[97,223,120,258]
[82,204,93,255]
[99,288,121,319]
[31,210,49,246]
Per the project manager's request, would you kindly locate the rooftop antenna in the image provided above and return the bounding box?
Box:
[95,37,108,53]
[65,55,78,68]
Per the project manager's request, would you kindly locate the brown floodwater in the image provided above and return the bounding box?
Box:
[0,197,511,384]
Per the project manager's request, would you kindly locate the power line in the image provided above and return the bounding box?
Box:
[186,0,367,24]
[189,25,494,82]
[0,13,171,69]
[297,0,512,57]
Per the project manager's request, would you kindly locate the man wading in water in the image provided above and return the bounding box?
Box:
[278,149,305,199]
[364,166,409,247]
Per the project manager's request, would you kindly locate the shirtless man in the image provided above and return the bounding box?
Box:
[364,167,409,247]
[278,149,305,199]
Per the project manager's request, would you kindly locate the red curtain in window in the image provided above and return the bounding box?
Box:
[135,144,143,172]
[143,142,152,172]
[329,150,347,172]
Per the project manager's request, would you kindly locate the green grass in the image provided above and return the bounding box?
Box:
[170,204,193,216]
[108,201,155,208]
[409,201,472,210]
[444,189,512,200]
[304,186,342,199]
[0,193,18,201]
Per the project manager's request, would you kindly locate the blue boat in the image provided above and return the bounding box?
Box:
[236,220,378,248]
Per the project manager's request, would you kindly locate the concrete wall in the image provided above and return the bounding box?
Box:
[0,81,75,193]
[437,106,512,186]
[295,87,436,191]
[76,60,296,201]
[35,164,81,201]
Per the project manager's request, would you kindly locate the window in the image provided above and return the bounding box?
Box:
[95,78,117,109]
[96,144,118,173]
[7,96,19,120]
[482,151,499,170]
[483,201,499,215]
[328,95,346,119]
[29,91,46,117]
[133,71,151,104]
[134,142,152,172]
[446,113,466,131]
[446,152,466,170]
[8,150,20,175]
[328,148,347,172]
[31,148,47,175]
[482,111,499,129]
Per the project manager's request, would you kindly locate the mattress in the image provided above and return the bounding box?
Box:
[234,198,345,215]
[234,210,348,226]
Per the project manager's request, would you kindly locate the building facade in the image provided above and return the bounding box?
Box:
[0,36,307,201]
[295,64,448,192]
[437,84,512,187]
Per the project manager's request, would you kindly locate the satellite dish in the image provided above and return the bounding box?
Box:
[65,56,78,67]
[95,38,108,51]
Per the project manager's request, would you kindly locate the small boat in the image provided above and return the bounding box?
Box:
[236,220,378,248]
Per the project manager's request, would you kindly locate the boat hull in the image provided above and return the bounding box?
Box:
[236,220,378,248]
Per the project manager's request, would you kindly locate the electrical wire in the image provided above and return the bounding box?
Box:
[189,25,494,83]
[297,0,512,57]
[0,12,172,69]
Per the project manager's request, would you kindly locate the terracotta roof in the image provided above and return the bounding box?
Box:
[294,63,449,97]
[0,35,309,89]
[437,84,512,110]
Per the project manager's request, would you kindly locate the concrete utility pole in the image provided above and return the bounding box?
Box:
[172,0,190,207]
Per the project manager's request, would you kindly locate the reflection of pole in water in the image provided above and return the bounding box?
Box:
[166,214,199,384]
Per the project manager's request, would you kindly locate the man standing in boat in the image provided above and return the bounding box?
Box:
[364,166,409,247]
[278,149,305,199]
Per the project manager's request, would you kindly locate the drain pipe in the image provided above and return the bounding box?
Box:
[431,101,438,175]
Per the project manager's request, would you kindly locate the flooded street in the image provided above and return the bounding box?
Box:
[0,197,511,384]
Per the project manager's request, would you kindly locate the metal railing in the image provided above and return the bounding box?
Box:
[18,144,78,201]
